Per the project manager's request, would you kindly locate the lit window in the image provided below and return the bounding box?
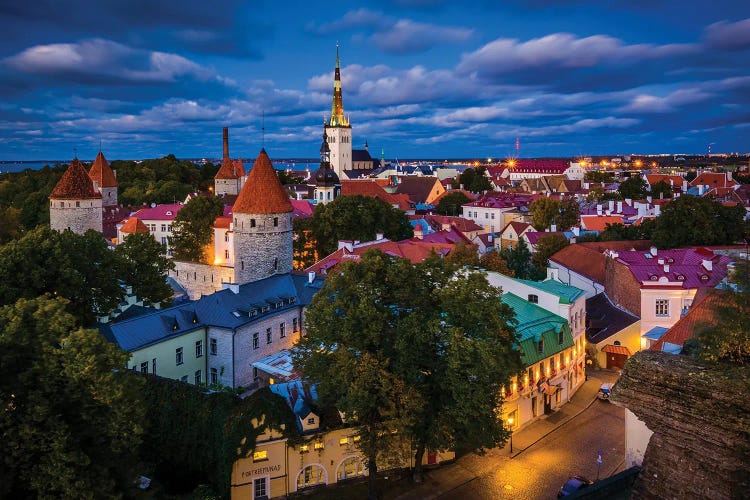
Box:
[297,465,325,490]
[313,441,324,450]
[300,444,309,453]
[339,437,350,446]
[253,450,268,462]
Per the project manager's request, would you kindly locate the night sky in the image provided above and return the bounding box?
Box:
[1,0,749,161]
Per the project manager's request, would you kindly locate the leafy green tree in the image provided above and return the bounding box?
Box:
[0,227,123,324]
[0,296,144,498]
[618,176,649,200]
[651,195,744,248]
[695,261,750,365]
[308,195,413,257]
[456,167,492,193]
[169,195,224,263]
[649,180,673,199]
[529,197,559,231]
[445,241,479,267]
[112,155,209,206]
[436,191,471,216]
[556,198,581,231]
[600,220,654,241]
[500,238,535,279]
[0,206,22,243]
[532,233,569,271]
[115,232,175,305]
[276,169,305,185]
[293,251,522,495]
[292,217,317,269]
[479,249,514,276]
[585,171,615,183]
[586,185,606,202]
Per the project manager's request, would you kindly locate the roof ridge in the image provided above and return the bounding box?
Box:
[232,150,293,214]
[50,158,102,199]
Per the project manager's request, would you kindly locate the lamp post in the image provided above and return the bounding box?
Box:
[508,416,514,454]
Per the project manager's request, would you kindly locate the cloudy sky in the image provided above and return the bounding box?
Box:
[1,0,749,161]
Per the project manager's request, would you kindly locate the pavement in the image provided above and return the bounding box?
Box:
[394,369,621,500]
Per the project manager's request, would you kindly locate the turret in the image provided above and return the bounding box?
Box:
[88,151,118,206]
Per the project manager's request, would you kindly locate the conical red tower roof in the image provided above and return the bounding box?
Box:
[232,149,293,214]
[120,216,149,234]
[50,158,101,200]
[88,151,118,187]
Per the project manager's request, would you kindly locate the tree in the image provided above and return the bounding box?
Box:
[436,191,471,216]
[456,167,491,193]
[649,180,673,199]
[0,206,22,243]
[500,238,535,279]
[556,198,581,231]
[114,232,176,306]
[532,234,569,272]
[293,251,522,496]
[0,227,123,325]
[445,241,479,268]
[529,197,559,231]
[479,250,514,276]
[308,195,413,257]
[0,296,144,498]
[585,171,615,183]
[618,176,649,200]
[169,195,224,263]
[695,260,750,365]
[651,195,744,248]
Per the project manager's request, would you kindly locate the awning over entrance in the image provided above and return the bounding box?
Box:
[602,344,632,356]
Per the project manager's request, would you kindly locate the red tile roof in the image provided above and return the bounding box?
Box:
[508,159,569,174]
[50,158,101,200]
[233,149,293,214]
[341,180,411,210]
[602,344,632,355]
[502,221,532,235]
[650,288,726,351]
[549,241,653,284]
[580,215,625,232]
[88,151,118,187]
[120,217,149,234]
[290,199,314,219]
[645,174,684,188]
[215,157,244,179]
[213,216,231,229]
[690,172,738,189]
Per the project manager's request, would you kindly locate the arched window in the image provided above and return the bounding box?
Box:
[337,457,364,481]
[297,464,326,490]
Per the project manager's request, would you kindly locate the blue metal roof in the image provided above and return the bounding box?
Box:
[643,326,669,340]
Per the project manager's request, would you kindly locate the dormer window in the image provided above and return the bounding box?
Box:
[537,339,544,354]
[166,211,172,216]
[528,294,538,304]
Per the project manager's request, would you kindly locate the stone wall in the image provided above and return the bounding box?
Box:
[233,212,293,285]
[604,255,641,316]
[215,178,240,197]
[49,198,103,234]
[612,351,750,499]
[100,186,118,207]
[171,261,234,300]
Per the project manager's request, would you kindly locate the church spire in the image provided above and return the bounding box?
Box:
[328,42,349,127]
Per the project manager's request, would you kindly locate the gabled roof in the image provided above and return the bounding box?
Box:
[423,214,483,233]
[580,215,625,232]
[120,217,149,234]
[88,151,118,187]
[514,278,586,305]
[395,176,442,204]
[586,293,639,344]
[613,247,730,289]
[132,202,183,221]
[341,180,411,210]
[645,174,684,188]
[650,288,727,352]
[690,172,738,189]
[352,149,373,162]
[507,159,570,174]
[501,220,532,236]
[233,149,293,214]
[215,158,244,179]
[549,241,653,285]
[50,158,101,200]
[524,231,570,245]
[291,199,314,219]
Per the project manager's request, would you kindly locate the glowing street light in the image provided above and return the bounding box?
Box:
[507,416,514,453]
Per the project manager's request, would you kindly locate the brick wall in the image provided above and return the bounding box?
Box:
[605,256,641,316]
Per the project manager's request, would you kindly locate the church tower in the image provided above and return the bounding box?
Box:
[232,149,293,284]
[324,44,352,180]
[214,127,244,197]
[88,150,118,207]
[313,128,340,204]
[49,157,103,234]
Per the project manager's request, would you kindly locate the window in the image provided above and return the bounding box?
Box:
[224,249,229,259]
[250,219,256,228]
[527,367,533,383]
[559,353,564,367]
[314,441,324,450]
[176,347,183,365]
[224,233,229,242]
[210,368,218,385]
[537,339,544,354]
[253,450,268,462]
[655,299,669,317]
[254,478,267,499]
[161,237,167,244]
[210,338,217,355]
[293,318,298,332]
[528,294,538,304]
[75,201,80,207]
[180,375,188,383]
[253,332,259,350]
[161,224,166,232]
[307,417,315,425]
[266,328,272,344]
[152,358,157,375]
[558,329,564,345]
[339,437,350,446]
[194,370,201,385]
[140,362,148,374]
[253,367,258,379]
[195,340,203,358]
[280,322,286,338]
[532,396,538,417]
[300,444,309,453]
[273,217,278,227]
[168,225,172,232]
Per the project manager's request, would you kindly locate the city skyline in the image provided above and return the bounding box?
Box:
[1,0,749,161]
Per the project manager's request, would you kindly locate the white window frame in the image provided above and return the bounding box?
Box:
[655,299,669,317]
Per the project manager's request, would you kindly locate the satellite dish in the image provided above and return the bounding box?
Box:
[150,202,156,208]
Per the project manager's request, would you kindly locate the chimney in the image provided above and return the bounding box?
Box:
[608,200,615,211]
[550,224,557,232]
[658,258,665,265]
[338,240,354,252]
[547,267,560,281]
[664,264,670,273]
[223,127,229,159]
[572,226,580,236]
[682,180,688,192]
[488,233,493,242]
[617,201,623,213]
[308,271,316,284]
[376,232,384,241]
[702,259,713,272]
[625,198,632,206]
[650,246,658,256]
[597,205,602,215]
[647,195,653,203]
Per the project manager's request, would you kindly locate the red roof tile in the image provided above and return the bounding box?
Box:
[215,157,244,179]
[341,180,411,210]
[50,158,101,200]
[233,149,293,214]
[650,289,727,351]
[120,217,149,234]
[88,151,118,188]
[690,172,738,189]
[602,344,632,355]
[580,215,625,232]
[213,216,231,229]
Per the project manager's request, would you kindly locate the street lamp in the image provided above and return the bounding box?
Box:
[507,416,514,454]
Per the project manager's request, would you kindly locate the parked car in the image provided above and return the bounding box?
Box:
[558,475,594,497]
[597,383,612,400]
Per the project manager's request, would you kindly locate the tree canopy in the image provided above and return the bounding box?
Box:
[454,167,492,192]
[169,195,224,263]
[304,195,413,258]
[529,197,580,231]
[500,238,537,279]
[618,176,649,200]
[114,232,176,306]
[293,251,522,497]
[651,195,745,248]
[0,296,144,498]
[532,233,569,272]
[435,191,471,216]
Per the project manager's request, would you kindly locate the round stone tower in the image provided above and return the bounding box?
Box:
[232,148,293,284]
[49,157,103,234]
[88,150,118,207]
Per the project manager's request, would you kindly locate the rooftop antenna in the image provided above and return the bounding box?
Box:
[262,110,265,148]
[73,147,77,159]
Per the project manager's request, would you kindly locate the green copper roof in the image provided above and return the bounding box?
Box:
[513,278,586,305]
[502,292,574,365]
